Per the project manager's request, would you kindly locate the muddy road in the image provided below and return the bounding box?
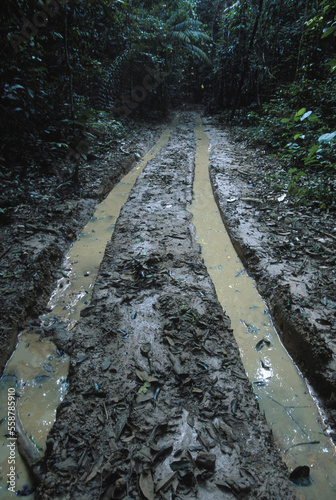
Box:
[34,111,296,499]
[1,110,336,498]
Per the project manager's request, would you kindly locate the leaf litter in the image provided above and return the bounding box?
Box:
[35,113,297,499]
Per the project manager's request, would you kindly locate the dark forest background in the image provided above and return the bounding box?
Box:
[1,0,336,209]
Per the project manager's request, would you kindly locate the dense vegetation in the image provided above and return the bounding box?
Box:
[204,0,336,209]
[1,0,335,211]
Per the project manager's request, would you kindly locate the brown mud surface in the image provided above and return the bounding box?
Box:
[0,119,166,373]
[1,109,335,498]
[33,112,296,499]
[204,117,336,435]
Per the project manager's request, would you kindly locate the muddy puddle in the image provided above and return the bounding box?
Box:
[1,111,335,498]
[189,115,336,499]
[45,115,180,329]
[0,334,68,497]
[0,117,179,498]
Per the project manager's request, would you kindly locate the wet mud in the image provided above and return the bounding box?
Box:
[204,117,336,436]
[35,113,296,499]
[1,109,335,498]
[0,119,174,498]
[0,121,166,373]
[191,116,336,499]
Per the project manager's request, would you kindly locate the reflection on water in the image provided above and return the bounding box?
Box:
[0,333,69,498]
[0,116,179,498]
[190,114,336,500]
[46,115,180,328]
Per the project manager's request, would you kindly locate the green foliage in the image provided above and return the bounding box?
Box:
[238,78,336,208]
[268,165,336,210]
[0,0,211,190]
[1,0,335,211]
[305,0,336,78]
[206,0,336,210]
[208,0,327,111]
[138,381,151,394]
[90,116,124,138]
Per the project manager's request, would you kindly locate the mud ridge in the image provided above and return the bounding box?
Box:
[36,112,296,499]
[205,117,336,435]
[0,121,166,373]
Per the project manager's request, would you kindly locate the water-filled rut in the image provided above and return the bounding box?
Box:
[190,115,336,499]
[0,118,178,498]
[46,115,180,328]
[0,112,334,498]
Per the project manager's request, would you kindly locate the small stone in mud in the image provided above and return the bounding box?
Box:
[195,452,216,471]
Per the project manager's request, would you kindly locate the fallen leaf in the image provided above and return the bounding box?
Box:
[115,411,128,440]
[156,472,176,492]
[139,470,155,500]
[187,413,195,427]
[135,369,158,383]
[101,357,112,371]
[85,455,104,483]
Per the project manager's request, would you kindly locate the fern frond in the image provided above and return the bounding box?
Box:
[185,30,212,42]
[166,11,184,27]
[170,31,191,44]
[187,44,212,66]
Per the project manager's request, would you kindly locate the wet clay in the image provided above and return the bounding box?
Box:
[35,112,296,499]
[190,115,336,500]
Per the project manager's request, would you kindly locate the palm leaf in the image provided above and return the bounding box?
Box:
[187,44,212,66]
[171,19,203,30]
[170,31,191,44]
[184,30,211,42]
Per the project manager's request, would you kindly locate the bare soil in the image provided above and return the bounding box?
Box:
[34,111,296,499]
[1,109,335,498]
[203,116,336,435]
[0,119,166,373]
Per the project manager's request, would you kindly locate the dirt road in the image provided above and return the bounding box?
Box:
[34,112,297,499]
[2,109,336,498]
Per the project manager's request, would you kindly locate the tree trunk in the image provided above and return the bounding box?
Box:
[230,0,264,120]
